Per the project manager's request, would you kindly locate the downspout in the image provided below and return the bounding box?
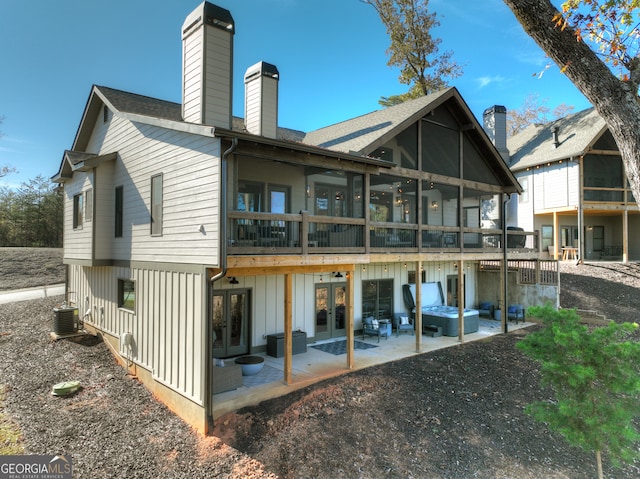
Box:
[502,193,511,334]
[210,137,238,284]
[207,136,237,432]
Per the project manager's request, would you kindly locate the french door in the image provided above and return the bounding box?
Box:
[212,289,250,358]
[315,283,347,340]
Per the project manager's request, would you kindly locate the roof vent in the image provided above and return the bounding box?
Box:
[552,126,560,148]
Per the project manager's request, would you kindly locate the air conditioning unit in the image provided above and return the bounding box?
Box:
[53,307,78,335]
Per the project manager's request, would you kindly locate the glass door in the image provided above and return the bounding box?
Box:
[212,290,249,358]
[561,226,578,247]
[446,274,466,307]
[268,185,289,246]
[592,225,604,252]
[315,283,347,340]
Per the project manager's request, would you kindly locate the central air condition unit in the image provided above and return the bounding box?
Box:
[53,306,78,335]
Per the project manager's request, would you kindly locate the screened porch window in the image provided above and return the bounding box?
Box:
[583,154,624,202]
[422,107,460,177]
[369,174,416,224]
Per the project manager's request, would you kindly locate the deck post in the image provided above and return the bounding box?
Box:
[415,260,422,353]
[284,273,292,384]
[457,259,464,342]
[346,265,355,370]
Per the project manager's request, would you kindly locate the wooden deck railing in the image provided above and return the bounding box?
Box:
[227,211,539,256]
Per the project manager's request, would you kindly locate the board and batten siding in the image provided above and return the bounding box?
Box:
[68,263,206,405]
[63,172,93,261]
[213,263,477,342]
[83,114,221,265]
[532,162,580,212]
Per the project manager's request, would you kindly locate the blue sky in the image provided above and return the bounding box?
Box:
[0,0,591,188]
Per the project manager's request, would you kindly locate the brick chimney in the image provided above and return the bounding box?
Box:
[181,2,235,127]
[483,105,509,162]
[244,61,279,139]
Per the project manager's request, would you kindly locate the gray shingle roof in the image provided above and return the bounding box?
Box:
[507,107,606,170]
[96,85,184,122]
[95,85,305,142]
[303,89,453,155]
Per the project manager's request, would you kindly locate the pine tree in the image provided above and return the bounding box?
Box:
[518,304,640,479]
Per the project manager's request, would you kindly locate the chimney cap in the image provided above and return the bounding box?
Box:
[483,105,507,116]
[244,61,280,83]
[183,2,235,36]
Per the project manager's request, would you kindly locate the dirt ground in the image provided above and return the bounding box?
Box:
[1,248,639,478]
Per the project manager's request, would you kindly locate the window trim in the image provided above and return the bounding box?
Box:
[150,174,163,236]
[115,186,123,238]
[85,188,93,223]
[73,193,83,229]
[118,279,135,312]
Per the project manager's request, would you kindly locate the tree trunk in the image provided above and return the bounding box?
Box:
[502,0,640,206]
[596,449,603,479]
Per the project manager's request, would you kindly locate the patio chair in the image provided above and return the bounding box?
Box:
[362,316,389,342]
[393,314,414,336]
[507,304,524,324]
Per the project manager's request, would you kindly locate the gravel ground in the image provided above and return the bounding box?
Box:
[0,248,65,291]
[0,297,275,479]
[1,251,639,478]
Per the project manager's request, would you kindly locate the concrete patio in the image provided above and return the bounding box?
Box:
[211,319,533,419]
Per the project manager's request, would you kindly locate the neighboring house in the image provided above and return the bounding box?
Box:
[52,2,554,433]
[487,106,640,262]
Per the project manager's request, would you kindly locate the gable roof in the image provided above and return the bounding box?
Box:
[61,84,519,189]
[304,89,455,155]
[302,87,520,190]
[72,85,307,152]
[507,107,608,171]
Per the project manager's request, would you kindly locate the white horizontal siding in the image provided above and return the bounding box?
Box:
[515,172,534,231]
[82,114,220,265]
[244,76,278,138]
[244,80,261,134]
[202,26,232,128]
[63,173,93,261]
[567,162,580,205]
[182,32,204,123]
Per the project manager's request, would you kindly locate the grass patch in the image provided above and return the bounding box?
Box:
[0,384,24,455]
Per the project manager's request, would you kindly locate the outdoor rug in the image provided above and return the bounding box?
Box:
[243,364,283,388]
[310,339,378,356]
